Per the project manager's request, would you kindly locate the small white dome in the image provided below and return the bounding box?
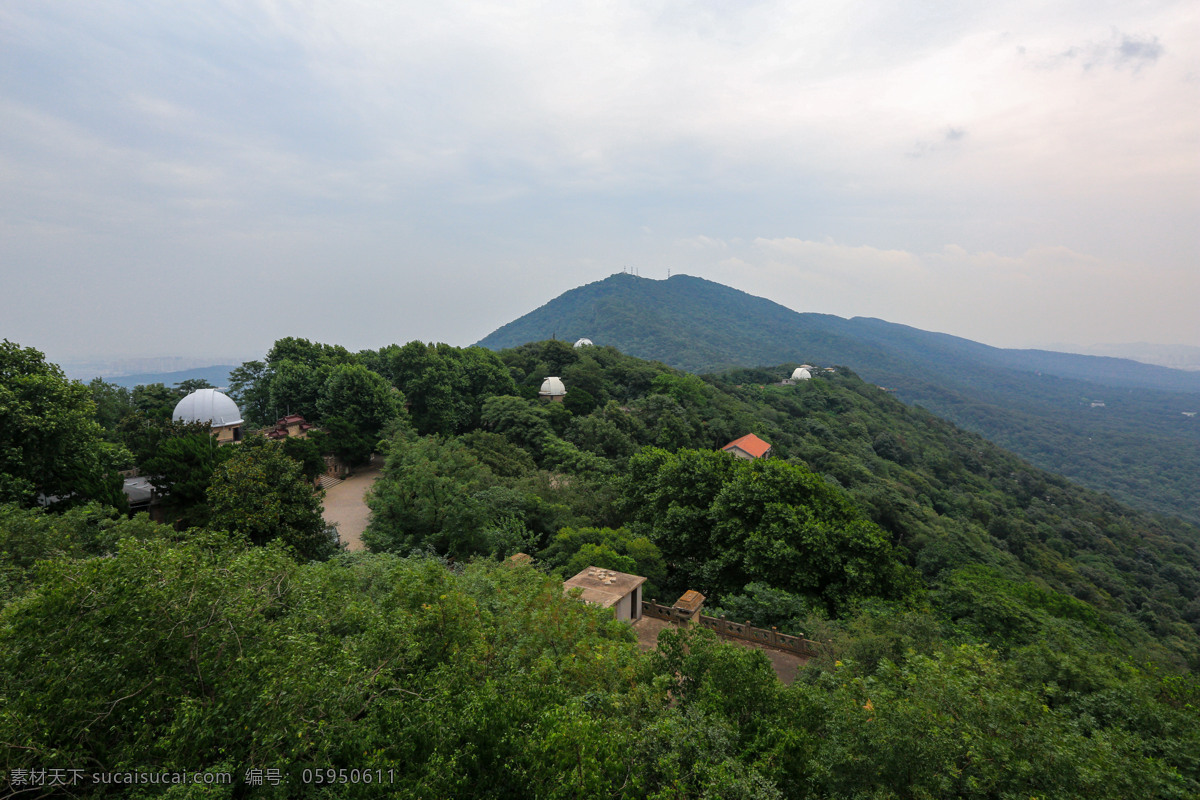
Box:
[173,388,243,427]
[539,377,567,396]
[791,368,812,381]
[573,338,594,348]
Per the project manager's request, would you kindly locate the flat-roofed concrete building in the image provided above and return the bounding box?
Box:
[563,566,647,622]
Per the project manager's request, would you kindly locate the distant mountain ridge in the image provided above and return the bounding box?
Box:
[1062,342,1200,372]
[478,273,1200,525]
[99,365,238,390]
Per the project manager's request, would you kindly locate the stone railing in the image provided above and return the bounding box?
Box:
[698,615,818,657]
[641,601,820,658]
[642,599,682,622]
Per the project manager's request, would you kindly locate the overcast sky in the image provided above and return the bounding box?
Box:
[2,1,1197,368]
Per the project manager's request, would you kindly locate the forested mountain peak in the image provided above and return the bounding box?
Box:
[477,273,1200,526]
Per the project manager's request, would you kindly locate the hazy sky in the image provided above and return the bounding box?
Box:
[2,1,1197,367]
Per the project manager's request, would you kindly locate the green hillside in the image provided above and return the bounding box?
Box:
[477,273,1200,526]
[4,338,1199,797]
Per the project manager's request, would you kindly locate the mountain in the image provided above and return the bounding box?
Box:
[1062,342,1200,372]
[99,365,238,390]
[478,273,1200,526]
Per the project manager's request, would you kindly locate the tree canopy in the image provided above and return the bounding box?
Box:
[0,340,123,509]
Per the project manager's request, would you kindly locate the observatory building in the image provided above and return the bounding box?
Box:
[791,367,812,381]
[539,376,567,403]
[173,388,244,443]
[573,337,594,348]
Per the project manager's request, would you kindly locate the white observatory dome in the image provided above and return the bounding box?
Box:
[539,377,567,397]
[791,367,812,381]
[573,338,594,348]
[173,388,243,427]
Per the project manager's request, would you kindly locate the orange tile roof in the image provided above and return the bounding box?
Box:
[722,433,772,458]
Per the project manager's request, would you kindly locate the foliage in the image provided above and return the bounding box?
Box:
[227,359,271,426]
[131,381,177,419]
[363,435,501,557]
[364,341,515,435]
[141,426,228,528]
[317,363,404,439]
[87,377,133,436]
[622,448,913,612]
[281,434,327,482]
[476,272,1200,528]
[0,503,171,604]
[208,436,334,560]
[538,526,667,597]
[3,334,1200,798]
[0,340,124,509]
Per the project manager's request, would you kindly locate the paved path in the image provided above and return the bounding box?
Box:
[321,467,381,551]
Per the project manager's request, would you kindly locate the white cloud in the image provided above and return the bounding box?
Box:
[0,0,1197,358]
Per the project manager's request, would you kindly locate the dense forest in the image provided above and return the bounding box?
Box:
[2,336,1199,798]
[477,273,1200,527]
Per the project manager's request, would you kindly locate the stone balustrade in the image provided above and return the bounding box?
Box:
[641,600,819,657]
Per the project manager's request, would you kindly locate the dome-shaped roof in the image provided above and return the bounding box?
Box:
[173,388,243,427]
[573,338,594,348]
[538,377,567,396]
[791,367,812,381]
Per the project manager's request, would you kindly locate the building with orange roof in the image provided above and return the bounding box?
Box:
[721,434,772,460]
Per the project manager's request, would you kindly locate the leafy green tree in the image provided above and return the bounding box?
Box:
[709,583,820,634]
[317,362,403,440]
[208,436,333,560]
[0,341,123,509]
[0,502,171,604]
[227,359,272,426]
[363,435,498,556]
[539,526,666,596]
[562,386,597,416]
[281,435,327,482]
[623,448,911,611]
[142,428,228,528]
[269,360,324,422]
[174,377,215,396]
[369,342,515,435]
[481,395,553,455]
[565,413,637,460]
[266,336,354,369]
[318,416,375,468]
[87,377,133,436]
[131,381,177,419]
[459,430,538,478]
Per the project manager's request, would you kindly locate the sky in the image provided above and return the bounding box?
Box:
[2,0,1197,370]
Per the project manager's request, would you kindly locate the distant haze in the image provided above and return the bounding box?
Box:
[2,1,1196,365]
[1042,343,1200,372]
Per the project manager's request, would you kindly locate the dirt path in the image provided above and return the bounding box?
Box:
[321,467,381,551]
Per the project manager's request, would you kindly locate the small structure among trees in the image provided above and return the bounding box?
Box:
[563,566,646,622]
[538,376,567,403]
[721,433,773,460]
[266,414,313,440]
[173,389,244,443]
